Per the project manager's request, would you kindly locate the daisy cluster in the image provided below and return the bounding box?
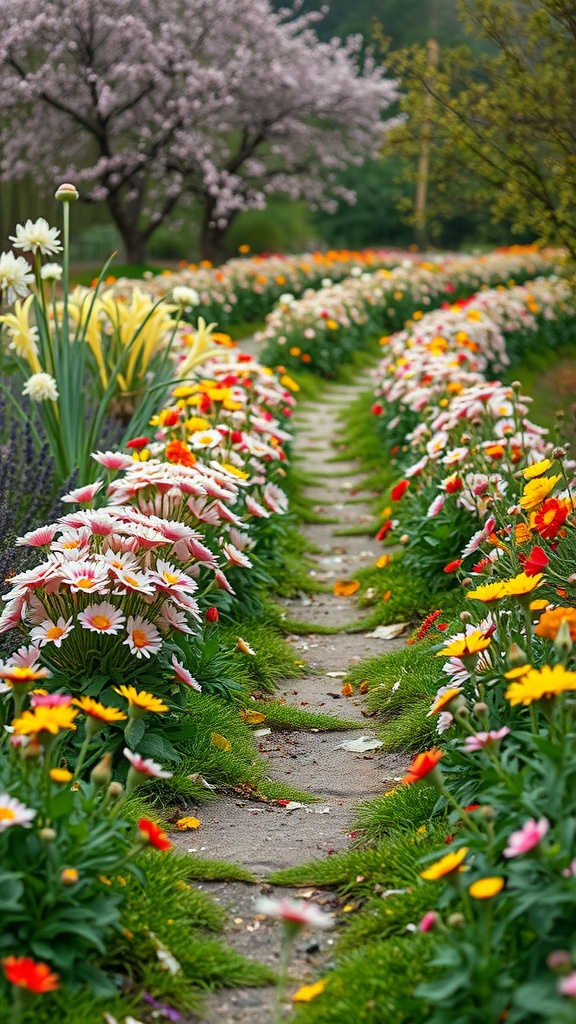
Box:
[253,247,557,376]
[0,339,293,679]
[371,276,575,548]
[114,247,421,327]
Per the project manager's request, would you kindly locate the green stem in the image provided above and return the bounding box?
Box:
[9,986,25,1024]
[272,932,294,1024]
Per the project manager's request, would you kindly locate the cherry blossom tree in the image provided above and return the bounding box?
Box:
[0,0,398,262]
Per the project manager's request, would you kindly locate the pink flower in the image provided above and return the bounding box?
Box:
[59,560,109,595]
[30,693,73,708]
[61,481,104,504]
[157,601,195,635]
[464,727,510,752]
[255,896,334,930]
[503,817,549,858]
[16,525,58,547]
[123,616,162,659]
[427,494,445,518]
[77,602,126,635]
[10,645,42,668]
[558,972,576,999]
[418,911,439,933]
[91,450,134,470]
[171,655,201,692]
[123,748,172,779]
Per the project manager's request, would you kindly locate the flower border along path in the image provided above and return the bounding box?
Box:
[264,273,576,1024]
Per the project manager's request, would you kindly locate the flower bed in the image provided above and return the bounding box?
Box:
[254,247,558,376]
[113,247,419,328]
[278,271,576,1024]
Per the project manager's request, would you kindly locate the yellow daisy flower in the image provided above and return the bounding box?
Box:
[420,847,469,881]
[505,664,576,706]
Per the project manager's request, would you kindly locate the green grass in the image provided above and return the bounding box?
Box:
[227,318,266,340]
[181,856,256,881]
[251,699,359,732]
[354,784,441,844]
[70,261,165,285]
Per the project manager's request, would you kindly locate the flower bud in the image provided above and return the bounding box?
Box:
[554,618,573,658]
[418,911,439,933]
[400,534,409,544]
[547,950,572,972]
[39,827,57,843]
[478,804,495,820]
[205,606,219,624]
[90,752,113,789]
[507,642,528,667]
[462,578,472,588]
[473,702,488,715]
[107,781,124,800]
[459,611,473,623]
[552,447,566,460]
[447,913,465,928]
[55,182,79,202]
[60,868,79,885]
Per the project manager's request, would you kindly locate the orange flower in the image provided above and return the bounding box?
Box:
[165,439,196,467]
[420,847,469,881]
[72,696,127,724]
[402,748,443,785]
[1,956,59,993]
[428,687,463,717]
[535,607,576,642]
[333,579,360,597]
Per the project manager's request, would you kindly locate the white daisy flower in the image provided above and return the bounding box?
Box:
[9,217,62,256]
[40,262,63,282]
[29,616,74,648]
[0,794,36,831]
[123,615,162,659]
[22,373,59,403]
[77,602,125,635]
[0,251,35,305]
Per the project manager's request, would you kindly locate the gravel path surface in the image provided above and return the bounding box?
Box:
[176,371,407,1023]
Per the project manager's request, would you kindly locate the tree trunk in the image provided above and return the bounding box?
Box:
[101,190,149,265]
[199,203,231,265]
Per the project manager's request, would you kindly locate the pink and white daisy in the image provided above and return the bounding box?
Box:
[171,655,202,691]
[123,616,163,659]
[427,494,445,518]
[151,560,198,594]
[503,817,549,858]
[78,602,126,635]
[263,482,288,514]
[255,896,334,931]
[51,528,91,554]
[59,560,110,595]
[157,601,195,635]
[112,568,156,596]
[15,524,59,547]
[245,495,270,518]
[61,481,104,504]
[91,450,134,471]
[10,645,42,669]
[190,428,222,449]
[0,794,36,832]
[222,542,253,569]
[123,748,172,779]
[464,727,510,752]
[29,616,74,648]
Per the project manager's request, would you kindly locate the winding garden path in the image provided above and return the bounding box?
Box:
[173,371,408,1022]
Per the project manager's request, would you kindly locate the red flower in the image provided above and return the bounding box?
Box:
[445,477,463,494]
[534,498,568,540]
[402,748,443,785]
[443,559,463,573]
[371,402,383,416]
[138,818,172,851]
[2,956,59,994]
[391,480,410,502]
[126,436,150,450]
[524,545,549,576]
[162,410,180,427]
[376,520,393,541]
[205,607,219,623]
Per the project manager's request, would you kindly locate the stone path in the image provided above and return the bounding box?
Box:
[174,372,407,1023]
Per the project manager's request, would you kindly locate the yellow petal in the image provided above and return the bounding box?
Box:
[292,979,327,1003]
[240,710,267,725]
[176,817,201,830]
[211,732,232,752]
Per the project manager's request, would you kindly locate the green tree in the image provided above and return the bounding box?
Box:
[388,0,576,255]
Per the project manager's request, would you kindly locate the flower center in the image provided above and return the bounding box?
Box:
[162,571,179,585]
[0,808,16,822]
[92,615,112,631]
[124,575,140,587]
[76,578,94,589]
[46,626,65,641]
[132,629,148,648]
